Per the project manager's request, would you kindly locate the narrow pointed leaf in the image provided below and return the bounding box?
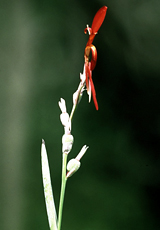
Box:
[41,140,57,230]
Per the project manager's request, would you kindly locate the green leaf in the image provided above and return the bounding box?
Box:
[41,140,58,230]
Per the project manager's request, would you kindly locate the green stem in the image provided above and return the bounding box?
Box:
[58,153,68,230]
[70,103,77,121]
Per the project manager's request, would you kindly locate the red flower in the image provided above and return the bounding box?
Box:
[84,6,107,110]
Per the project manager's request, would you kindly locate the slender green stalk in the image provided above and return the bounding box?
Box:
[58,153,68,230]
[70,104,77,121]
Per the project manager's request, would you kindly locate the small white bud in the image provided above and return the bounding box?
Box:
[67,159,81,177]
[67,159,81,171]
[60,113,70,127]
[87,81,91,102]
[80,64,86,83]
[62,134,74,154]
[58,98,67,113]
[75,145,89,161]
[80,73,85,84]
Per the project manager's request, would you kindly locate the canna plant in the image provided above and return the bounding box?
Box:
[41,6,107,230]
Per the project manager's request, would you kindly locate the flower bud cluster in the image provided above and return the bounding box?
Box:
[59,98,88,177]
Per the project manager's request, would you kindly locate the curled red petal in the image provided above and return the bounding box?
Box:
[91,6,107,34]
[90,45,97,71]
[84,27,88,34]
[84,26,92,35]
[84,46,91,58]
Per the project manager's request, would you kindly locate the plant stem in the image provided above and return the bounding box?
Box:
[58,153,68,230]
[70,103,77,121]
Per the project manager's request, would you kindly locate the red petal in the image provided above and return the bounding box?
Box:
[87,64,99,110]
[86,34,96,47]
[91,6,107,34]
[90,45,97,71]
[90,78,99,110]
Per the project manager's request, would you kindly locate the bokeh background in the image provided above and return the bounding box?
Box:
[0,0,160,229]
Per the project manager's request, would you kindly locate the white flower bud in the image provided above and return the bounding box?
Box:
[62,134,74,154]
[60,113,70,127]
[75,145,89,161]
[87,79,91,102]
[58,98,67,113]
[67,159,81,177]
[80,64,86,84]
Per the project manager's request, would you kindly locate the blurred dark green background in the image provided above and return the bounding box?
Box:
[0,0,160,229]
